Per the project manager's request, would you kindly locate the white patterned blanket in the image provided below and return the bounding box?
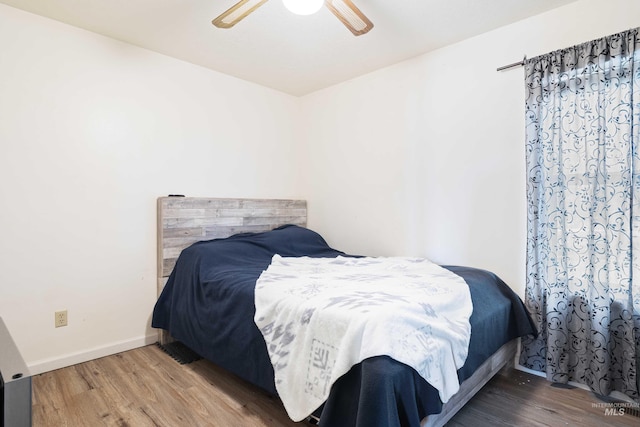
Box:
[254,255,472,422]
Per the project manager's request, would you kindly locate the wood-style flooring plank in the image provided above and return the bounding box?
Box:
[447,369,639,427]
[32,345,639,426]
[33,345,304,427]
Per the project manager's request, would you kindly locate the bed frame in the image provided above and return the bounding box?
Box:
[156,196,516,427]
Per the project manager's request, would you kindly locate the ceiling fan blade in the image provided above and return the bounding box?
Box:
[212,0,270,29]
[325,0,373,36]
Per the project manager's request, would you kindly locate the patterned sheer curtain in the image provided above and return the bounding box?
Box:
[519,28,640,401]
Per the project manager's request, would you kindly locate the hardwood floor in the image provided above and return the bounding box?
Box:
[32,344,639,426]
[446,369,639,427]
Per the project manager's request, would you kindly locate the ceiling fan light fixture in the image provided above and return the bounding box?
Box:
[282,0,324,16]
[212,0,373,37]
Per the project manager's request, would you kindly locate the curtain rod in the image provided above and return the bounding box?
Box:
[497,55,526,72]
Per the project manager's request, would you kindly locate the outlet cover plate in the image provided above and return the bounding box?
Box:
[55,310,67,328]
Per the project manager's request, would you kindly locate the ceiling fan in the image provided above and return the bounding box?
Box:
[212,0,374,36]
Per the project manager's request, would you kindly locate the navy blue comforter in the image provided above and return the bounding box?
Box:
[152,225,536,427]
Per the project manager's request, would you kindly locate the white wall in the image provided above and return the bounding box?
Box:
[300,0,640,296]
[2,0,638,374]
[0,4,302,373]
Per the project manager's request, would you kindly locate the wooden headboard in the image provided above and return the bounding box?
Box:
[156,197,307,344]
[157,196,307,290]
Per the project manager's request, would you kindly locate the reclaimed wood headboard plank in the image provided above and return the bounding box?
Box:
[157,197,307,281]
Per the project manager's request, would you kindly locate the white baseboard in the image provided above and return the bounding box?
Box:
[514,363,546,378]
[27,334,158,375]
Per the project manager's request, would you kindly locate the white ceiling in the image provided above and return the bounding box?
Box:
[0,0,578,96]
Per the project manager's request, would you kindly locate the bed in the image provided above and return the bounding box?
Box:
[152,197,536,427]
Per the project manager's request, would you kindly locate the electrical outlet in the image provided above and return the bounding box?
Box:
[55,310,67,328]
